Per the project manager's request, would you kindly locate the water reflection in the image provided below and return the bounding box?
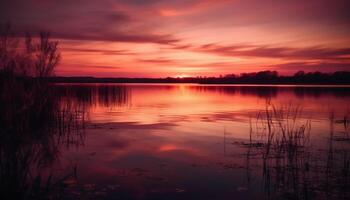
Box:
[190,85,350,98]
[55,84,131,108]
[0,81,86,199]
[1,83,350,199]
[241,104,350,199]
[55,84,350,199]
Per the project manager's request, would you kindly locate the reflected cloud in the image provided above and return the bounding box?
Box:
[87,121,177,130]
[158,144,179,152]
[188,85,350,98]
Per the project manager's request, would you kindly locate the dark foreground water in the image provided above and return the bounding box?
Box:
[4,84,350,200]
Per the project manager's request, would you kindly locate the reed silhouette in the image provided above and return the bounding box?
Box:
[242,101,350,199]
[54,84,131,108]
[0,25,86,199]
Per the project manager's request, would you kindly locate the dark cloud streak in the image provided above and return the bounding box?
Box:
[62,48,136,55]
[179,43,350,61]
[270,62,350,72]
[0,0,179,44]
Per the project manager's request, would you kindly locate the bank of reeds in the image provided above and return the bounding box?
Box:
[244,101,350,199]
[0,25,86,200]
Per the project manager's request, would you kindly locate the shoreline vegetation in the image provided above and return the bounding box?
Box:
[1,26,86,199]
[234,102,350,199]
[49,71,350,85]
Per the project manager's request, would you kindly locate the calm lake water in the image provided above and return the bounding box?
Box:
[49,84,350,199]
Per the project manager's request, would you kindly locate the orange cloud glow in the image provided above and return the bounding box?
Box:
[2,0,350,77]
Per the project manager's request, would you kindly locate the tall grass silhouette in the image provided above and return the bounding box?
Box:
[243,101,350,199]
[0,25,86,200]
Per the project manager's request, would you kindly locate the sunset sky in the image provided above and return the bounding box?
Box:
[1,0,350,77]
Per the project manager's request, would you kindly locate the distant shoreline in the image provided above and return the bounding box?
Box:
[3,70,349,85]
[49,76,350,85]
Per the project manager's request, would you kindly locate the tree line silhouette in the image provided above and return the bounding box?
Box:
[50,70,350,85]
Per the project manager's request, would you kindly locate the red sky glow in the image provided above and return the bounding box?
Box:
[1,0,350,77]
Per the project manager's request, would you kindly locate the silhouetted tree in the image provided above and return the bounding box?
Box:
[0,24,60,78]
[0,25,86,200]
[294,71,305,77]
